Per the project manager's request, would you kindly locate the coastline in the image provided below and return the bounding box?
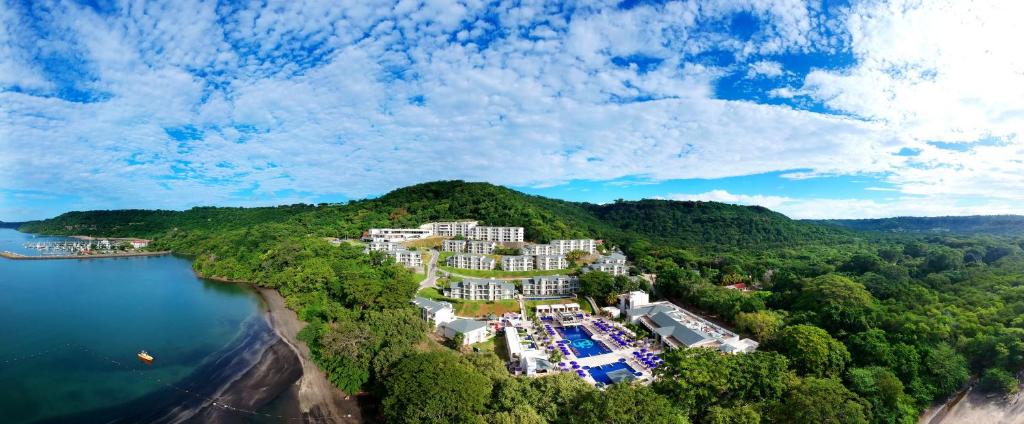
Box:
[258,287,369,423]
[1,250,171,260]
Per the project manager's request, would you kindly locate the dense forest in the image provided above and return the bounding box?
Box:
[18,180,1024,423]
[818,215,1024,236]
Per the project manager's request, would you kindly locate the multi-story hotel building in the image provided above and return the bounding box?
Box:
[502,255,534,272]
[521,275,579,297]
[534,254,569,270]
[446,253,496,270]
[467,226,524,243]
[444,278,516,300]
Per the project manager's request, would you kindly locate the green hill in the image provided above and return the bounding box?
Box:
[817,215,1024,236]
[20,180,844,250]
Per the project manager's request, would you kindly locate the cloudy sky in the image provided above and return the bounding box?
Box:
[2,0,1022,221]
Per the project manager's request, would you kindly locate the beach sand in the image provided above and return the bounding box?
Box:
[259,288,368,423]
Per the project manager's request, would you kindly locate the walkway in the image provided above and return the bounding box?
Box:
[418,249,439,291]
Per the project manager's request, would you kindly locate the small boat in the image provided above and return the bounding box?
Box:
[137,350,154,364]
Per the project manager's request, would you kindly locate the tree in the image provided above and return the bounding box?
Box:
[569,384,686,424]
[382,351,492,423]
[768,325,851,378]
[979,367,1018,395]
[735,310,786,342]
[566,249,587,266]
[846,329,896,368]
[792,274,875,333]
[919,344,969,398]
[772,377,870,424]
[847,367,915,424]
[579,271,616,305]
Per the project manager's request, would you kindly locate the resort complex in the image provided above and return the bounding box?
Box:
[522,275,580,298]
[582,251,629,276]
[625,297,759,353]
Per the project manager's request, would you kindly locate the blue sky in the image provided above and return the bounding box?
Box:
[1,0,1022,221]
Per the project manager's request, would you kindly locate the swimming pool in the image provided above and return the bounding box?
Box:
[588,361,640,385]
[557,325,611,358]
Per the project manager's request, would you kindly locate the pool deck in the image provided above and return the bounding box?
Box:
[539,315,662,387]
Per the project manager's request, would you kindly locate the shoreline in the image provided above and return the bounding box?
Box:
[257,287,369,423]
[198,271,369,422]
[1,250,171,260]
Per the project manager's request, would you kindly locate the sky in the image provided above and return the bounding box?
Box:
[1,0,1023,221]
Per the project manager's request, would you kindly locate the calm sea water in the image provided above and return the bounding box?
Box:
[0,228,262,423]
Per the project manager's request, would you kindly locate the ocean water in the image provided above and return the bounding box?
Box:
[0,228,263,423]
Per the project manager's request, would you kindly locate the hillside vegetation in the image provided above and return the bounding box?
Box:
[16,180,1024,423]
[818,215,1024,237]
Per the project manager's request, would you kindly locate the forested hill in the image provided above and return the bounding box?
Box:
[587,199,847,248]
[0,221,25,228]
[19,180,845,250]
[818,215,1024,236]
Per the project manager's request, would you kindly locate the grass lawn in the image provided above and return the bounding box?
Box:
[417,287,445,300]
[455,300,521,317]
[471,338,496,354]
[440,265,575,279]
[403,237,444,249]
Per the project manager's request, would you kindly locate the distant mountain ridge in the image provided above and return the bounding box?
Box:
[815,215,1024,236]
[17,180,847,250]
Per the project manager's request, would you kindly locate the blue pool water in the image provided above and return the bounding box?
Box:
[557,325,611,358]
[588,361,639,385]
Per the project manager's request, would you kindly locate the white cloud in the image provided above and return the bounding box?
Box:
[0,0,1020,219]
[746,60,784,78]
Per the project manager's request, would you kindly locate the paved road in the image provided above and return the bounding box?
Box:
[418,249,439,290]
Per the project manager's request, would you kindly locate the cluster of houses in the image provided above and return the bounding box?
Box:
[411,296,492,345]
[443,275,581,300]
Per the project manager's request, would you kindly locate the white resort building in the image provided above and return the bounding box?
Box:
[467,226,524,242]
[412,296,455,327]
[522,275,580,297]
[388,250,423,269]
[534,254,568,270]
[625,299,759,354]
[523,239,597,256]
[443,319,492,345]
[420,220,479,237]
[446,253,497,270]
[364,227,433,242]
[444,278,516,301]
[364,241,402,253]
[502,255,534,272]
[444,239,498,254]
[583,252,629,276]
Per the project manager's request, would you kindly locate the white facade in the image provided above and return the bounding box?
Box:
[584,252,629,276]
[533,254,568,270]
[522,275,579,297]
[130,239,150,249]
[421,221,479,237]
[626,300,758,354]
[466,241,497,254]
[444,278,516,300]
[442,239,466,252]
[502,255,534,271]
[523,239,596,256]
[365,241,402,252]
[446,254,496,270]
[467,226,524,242]
[443,319,492,345]
[365,228,433,242]
[550,239,597,255]
[412,296,455,327]
[388,249,423,268]
[618,291,649,312]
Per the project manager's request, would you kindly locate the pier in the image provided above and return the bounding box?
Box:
[1,250,171,260]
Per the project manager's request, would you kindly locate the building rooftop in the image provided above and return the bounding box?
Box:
[413,296,453,314]
[455,278,516,290]
[446,318,488,333]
